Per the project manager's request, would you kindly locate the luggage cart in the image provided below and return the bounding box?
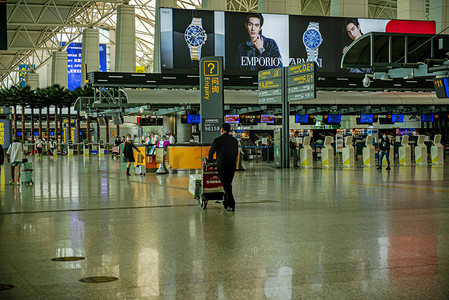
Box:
[195,158,224,210]
[111,146,120,159]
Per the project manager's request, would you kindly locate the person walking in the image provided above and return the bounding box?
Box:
[6,136,25,185]
[208,123,239,212]
[378,134,391,170]
[123,134,143,176]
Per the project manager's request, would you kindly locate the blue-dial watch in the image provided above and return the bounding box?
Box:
[184,18,207,61]
[302,22,322,62]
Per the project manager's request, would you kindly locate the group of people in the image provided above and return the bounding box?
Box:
[32,137,56,157]
[0,126,240,212]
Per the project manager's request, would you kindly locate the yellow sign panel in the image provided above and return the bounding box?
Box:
[136,66,145,73]
[203,60,219,76]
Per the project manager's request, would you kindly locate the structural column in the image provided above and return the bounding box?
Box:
[153,0,177,73]
[115,4,136,72]
[330,0,368,17]
[25,73,39,89]
[176,111,192,144]
[202,0,226,10]
[163,115,175,135]
[397,0,426,20]
[51,51,68,87]
[258,0,301,14]
[430,0,449,34]
[81,28,100,86]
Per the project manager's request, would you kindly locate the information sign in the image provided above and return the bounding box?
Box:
[434,77,449,98]
[258,67,284,104]
[200,57,223,143]
[0,119,12,148]
[287,62,316,102]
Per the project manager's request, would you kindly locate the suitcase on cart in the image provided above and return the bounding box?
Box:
[21,161,34,185]
[196,158,224,210]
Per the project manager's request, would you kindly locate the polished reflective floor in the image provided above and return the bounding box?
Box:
[1,155,449,299]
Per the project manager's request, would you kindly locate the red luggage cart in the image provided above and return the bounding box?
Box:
[196,158,224,210]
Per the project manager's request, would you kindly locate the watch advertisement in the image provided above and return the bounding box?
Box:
[160,8,435,76]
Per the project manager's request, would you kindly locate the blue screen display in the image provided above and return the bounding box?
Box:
[360,114,373,123]
[65,42,107,91]
[422,114,434,122]
[391,114,404,122]
[327,115,341,123]
[187,114,200,124]
[295,115,309,123]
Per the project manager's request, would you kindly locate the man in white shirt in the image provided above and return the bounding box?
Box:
[166,131,176,145]
[292,131,301,167]
[152,133,161,145]
[7,136,25,185]
[35,137,45,158]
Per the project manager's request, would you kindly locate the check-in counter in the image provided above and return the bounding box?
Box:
[167,144,213,170]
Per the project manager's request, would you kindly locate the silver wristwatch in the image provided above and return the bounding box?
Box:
[184,17,207,61]
[302,22,323,63]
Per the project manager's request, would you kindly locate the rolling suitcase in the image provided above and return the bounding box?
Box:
[135,153,146,176]
[21,161,34,185]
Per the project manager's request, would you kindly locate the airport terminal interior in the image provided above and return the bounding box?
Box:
[2,0,449,299]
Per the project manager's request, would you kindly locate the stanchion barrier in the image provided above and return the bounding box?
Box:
[342,136,355,167]
[300,136,313,168]
[321,136,334,168]
[431,134,444,165]
[363,136,375,167]
[399,135,411,166]
[414,135,427,165]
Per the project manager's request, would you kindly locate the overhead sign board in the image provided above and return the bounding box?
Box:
[287,62,316,102]
[200,56,224,143]
[434,77,449,98]
[258,67,284,104]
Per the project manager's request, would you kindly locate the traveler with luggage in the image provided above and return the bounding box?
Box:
[6,136,25,185]
[123,134,143,176]
[208,123,239,212]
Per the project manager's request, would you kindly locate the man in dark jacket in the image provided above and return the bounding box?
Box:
[208,123,239,212]
[378,134,391,170]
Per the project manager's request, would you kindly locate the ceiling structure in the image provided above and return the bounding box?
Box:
[0,0,430,89]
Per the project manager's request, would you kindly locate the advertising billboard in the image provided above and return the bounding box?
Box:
[160,8,435,76]
[65,42,107,90]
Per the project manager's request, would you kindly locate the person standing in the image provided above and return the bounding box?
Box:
[35,137,44,158]
[123,134,143,176]
[291,131,300,167]
[167,132,176,145]
[378,134,391,170]
[208,123,239,212]
[6,136,25,185]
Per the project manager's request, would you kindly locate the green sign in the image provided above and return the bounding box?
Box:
[258,68,284,105]
[259,96,283,104]
[259,89,282,97]
[287,73,315,87]
[287,62,315,76]
[288,84,315,94]
[288,91,316,101]
[258,68,283,80]
[200,56,223,143]
[287,62,316,103]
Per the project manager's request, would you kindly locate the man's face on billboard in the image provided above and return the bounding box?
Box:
[245,17,262,39]
[346,23,362,41]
